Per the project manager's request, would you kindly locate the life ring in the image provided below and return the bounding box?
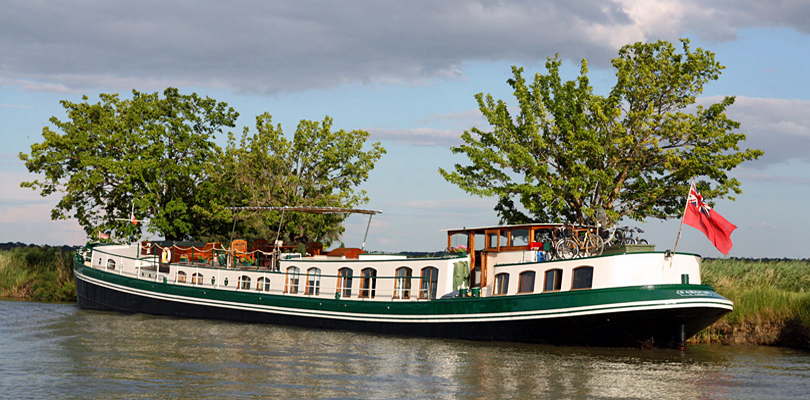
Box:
[161,248,172,264]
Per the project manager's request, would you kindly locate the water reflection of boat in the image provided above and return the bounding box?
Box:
[74,207,732,349]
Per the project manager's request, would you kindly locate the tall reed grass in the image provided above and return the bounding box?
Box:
[693,258,810,347]
[0,247,76,302]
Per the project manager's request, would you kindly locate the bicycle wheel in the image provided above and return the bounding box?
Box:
[622,237,636,245]
[555,238,578,259]
[584,235,604,256]
[637,239,648,245]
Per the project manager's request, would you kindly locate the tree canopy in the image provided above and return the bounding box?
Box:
[19,88,239,241]
[214,113,386,247]
[439,39,763,226]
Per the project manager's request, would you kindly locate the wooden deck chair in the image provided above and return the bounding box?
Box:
[231,239,254,263]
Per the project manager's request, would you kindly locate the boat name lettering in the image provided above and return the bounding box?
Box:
[676,290,722,298]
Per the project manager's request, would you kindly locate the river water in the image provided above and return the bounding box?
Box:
[1,300,809,400]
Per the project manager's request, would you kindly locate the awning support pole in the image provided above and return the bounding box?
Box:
[361,213,374,251]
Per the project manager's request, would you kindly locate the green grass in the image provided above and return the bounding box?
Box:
[0,247,77,302]
[693,258,810,347]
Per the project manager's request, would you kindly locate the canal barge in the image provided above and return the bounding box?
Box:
[74,207,732,348]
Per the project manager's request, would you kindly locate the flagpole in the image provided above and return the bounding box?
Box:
[671,177,695,262]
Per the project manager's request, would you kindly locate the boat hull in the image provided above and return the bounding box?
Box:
[75,259,731,348]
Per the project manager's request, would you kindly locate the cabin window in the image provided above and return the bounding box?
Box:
[239,275,251,290]
[192,272,203,285]
[338,267,353,298]
[518,271,535,293]
[449,233,468,249]
[107,259,116,270]
[306,267,321,295]
[543,269,563,292]
[360,268,377,299]
[572,266,594,290]
[177,270,187,283]
[285,266,300,294]
[419,267,439,299]
[494,273,509,295]
[257,277,270,292]
[394,267,412,299]
[487,232,499,249]
[510,229,530,247]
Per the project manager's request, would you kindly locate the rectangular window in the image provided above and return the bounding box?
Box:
[518,271,535,293]
[544,269,562,292]
[510,229,530,247]
[338,268,353,297]
[572,267,594,290]
[493,273,509,295]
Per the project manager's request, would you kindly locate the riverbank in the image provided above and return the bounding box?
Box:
[690,258,810,348]
[0,246,76,302]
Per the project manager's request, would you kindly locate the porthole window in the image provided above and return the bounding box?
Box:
[544,269,562,292]
[518,271,535,293]
[572,266,594,290]
[494,273,509,295]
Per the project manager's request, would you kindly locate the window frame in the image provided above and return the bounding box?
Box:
[543,268,563,292]
[239,275,251,290]
[191,272,203,285]
[359,268,377,299]
[305,267,321,295]
[257,276,270,292]
[285,266,300,294]
[493,272,510,296]
[394,267,412,299]
[518,271,536,294]
[177,270,187,283]
[337,267,353,298]
[419,267,439,299]
[571,266,594,290]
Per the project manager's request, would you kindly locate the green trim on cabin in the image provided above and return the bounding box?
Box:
[75,257,728,320]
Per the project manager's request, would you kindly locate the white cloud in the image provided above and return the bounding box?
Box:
[368,128,463,147]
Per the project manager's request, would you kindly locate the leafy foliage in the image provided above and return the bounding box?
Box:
[212,113,386,246]
[19,88,239,240]
[440,39,763,225]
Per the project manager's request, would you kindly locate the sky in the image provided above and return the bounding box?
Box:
[1,0,808,258]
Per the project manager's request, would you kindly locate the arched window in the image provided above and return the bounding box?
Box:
[419,267,439,299]
[107,259,116,270]
[572,266,594,290]
[543,269,563,292]
[306,267,321,295]
[239,275,251,290]
[394,267,412,299]
[360,268,377,298]
[518,271,535,294]
[285,266,300,294]
[493,273,509,295]
[191,272,203,285]
[257,277,270,292]
[177,270,187,283]
[338,268,353,298]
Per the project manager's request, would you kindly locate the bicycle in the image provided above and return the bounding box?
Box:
[623,227,648,245]
[556,225,604,258]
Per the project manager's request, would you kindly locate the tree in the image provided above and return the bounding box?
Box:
[19,88,239,241]
[215,113,386,246]
[439,39,763,226]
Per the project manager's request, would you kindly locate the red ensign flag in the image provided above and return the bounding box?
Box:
[683,183,737,254]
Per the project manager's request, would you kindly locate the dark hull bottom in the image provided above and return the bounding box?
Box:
[76,276,727,349]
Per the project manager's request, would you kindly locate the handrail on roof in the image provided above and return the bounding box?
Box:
[226,206,382,215]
